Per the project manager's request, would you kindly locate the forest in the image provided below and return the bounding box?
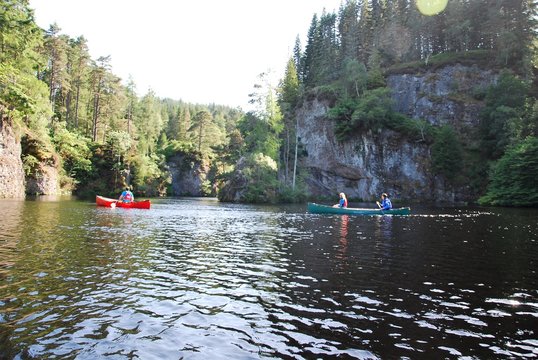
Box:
[1,0,537,206]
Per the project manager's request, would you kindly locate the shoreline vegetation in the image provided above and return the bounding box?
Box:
[0,0,536,206]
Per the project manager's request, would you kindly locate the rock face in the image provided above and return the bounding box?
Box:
[217,156,249,202]
[297,64,497,204]
[0,118,25,198]
[297,99,433,202]
[25,165,59,195]
[1,117,62,198]
[168,153,209,196]
[387,64,497,131]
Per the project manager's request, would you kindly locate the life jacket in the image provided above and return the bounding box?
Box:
[341,198,348,208]
[123,191,133,202]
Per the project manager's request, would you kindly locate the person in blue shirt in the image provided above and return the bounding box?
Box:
[119,187,134,203]
[376,193,392,210]
[333,192,348,208]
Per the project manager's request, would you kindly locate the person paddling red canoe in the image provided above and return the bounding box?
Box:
[119,187,134,203]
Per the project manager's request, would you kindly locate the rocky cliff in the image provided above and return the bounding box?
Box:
[0,118,26,198]
[387,64,497,132]
[297,64,497,204]
[168,153,210,196]
[25,164,60,195]
[1,117,62,198]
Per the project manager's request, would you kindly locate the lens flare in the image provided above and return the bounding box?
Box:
[416,0,448,16]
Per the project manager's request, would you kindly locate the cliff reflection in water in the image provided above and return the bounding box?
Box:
[0,198,537,359]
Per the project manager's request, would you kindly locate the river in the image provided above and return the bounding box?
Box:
[0,197,537,359]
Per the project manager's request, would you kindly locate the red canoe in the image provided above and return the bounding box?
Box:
[96,195,151,209]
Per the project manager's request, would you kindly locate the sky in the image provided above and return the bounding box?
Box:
[30,0,342,109]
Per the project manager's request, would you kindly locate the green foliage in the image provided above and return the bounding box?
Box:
[105,130,132,159]
[0,64,35,117]
[278,178,309,203]
[212,129,244,167]
[278,57,300,108]
[521,99,538,138]
[0,0,245,199]
[0,0,45,72]
[22,154,39,176]
[73,142,116,197]
[341,59,367,98]
[20,131,56,166]
[484,71,528,109]
[479,71,529,159]
[304,84,339,103]
[162,140,197,160]
[130,154,169,197]
[385,112,435,142]
[479,137,538,207]
[0,62,51,130]
[328,85,434,143]
[480,105,520,158]
[190,110,220,153]
[299,0,535,93]
[329,87,397,140]
[302,12,340,88]
[327,96,357,138]
[431,125,464,183]
[52,122,92,179]
[348,88,395,131]
[241,153,279,203]
[385,50,494,74]
[366,49,386,89]
[238,111,281,161]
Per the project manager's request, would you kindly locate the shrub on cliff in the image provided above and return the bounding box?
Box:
[218,153,279,203]
[328,87,433,142]
[329,87,395,140]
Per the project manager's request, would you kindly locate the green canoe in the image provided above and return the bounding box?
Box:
[307,202,411,215]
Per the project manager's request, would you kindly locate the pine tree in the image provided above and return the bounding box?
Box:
[135,89,163,155]
[89,56,111,141]
[278,57,299,184]
[190,109,212,153]
[302,14,319,88]
[182,107,191,141]
[338,0,360,68]
[357,0,373,64]
[292,35,303,82]
[124,76,137,136]
[43,23,69,120]
[66,36,90,130]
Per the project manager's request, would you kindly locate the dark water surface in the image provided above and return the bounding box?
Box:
[0,197,537,359]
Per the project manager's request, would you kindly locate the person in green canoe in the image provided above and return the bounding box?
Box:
[333,192,348,208]
[376,193,392,210]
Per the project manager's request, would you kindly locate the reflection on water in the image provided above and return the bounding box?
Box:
[0,198,537,359]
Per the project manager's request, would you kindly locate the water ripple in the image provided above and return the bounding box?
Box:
[0,199,537,358]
